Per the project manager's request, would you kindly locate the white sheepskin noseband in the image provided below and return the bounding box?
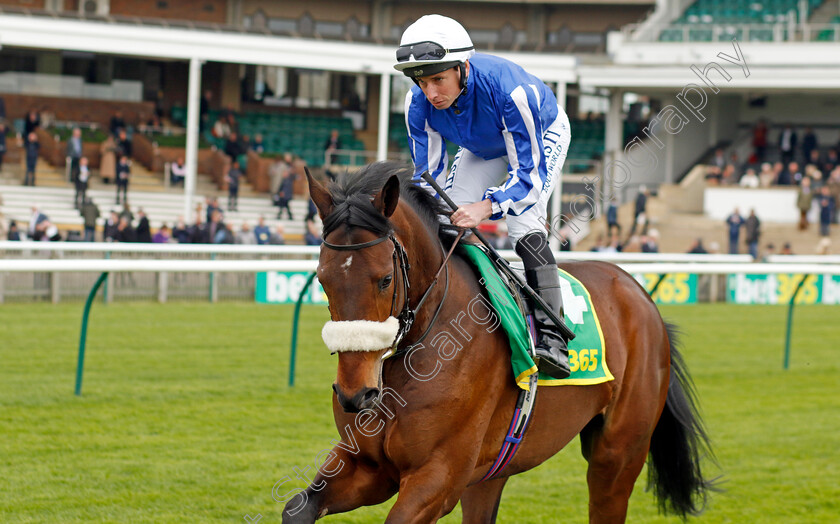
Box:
[321,316,400,353]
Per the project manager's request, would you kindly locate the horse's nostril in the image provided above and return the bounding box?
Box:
[357,387,380,410]
[363,388,380,404]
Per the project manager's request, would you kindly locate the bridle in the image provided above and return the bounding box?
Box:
[322,229,462,355]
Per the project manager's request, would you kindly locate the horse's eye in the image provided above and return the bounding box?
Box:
[379,274,393,290]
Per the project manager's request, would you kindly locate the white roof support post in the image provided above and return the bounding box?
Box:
[377,73,391,162]
[184,57,202,221]
[604,88,624,206]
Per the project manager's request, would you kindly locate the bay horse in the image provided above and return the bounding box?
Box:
[283,163,715,523]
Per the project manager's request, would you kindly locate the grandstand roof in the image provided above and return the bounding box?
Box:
[0,12,576,82]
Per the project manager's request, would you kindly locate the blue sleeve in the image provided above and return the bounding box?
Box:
[483,85,547,219]
[405,90,448,191]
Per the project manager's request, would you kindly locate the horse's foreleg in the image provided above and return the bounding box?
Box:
[384,461,473,524]
[281,447,397,523]
[459,477,509,524]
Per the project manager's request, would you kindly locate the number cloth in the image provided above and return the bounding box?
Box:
[460,244,614,389]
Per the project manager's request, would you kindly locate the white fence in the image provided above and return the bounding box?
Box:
[2,241,839,304]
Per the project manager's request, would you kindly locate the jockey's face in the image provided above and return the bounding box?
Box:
[416,62,468,110]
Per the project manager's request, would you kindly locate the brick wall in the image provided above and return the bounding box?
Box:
[109,0,227,24]
[0,0,47,10]
[1,94,155,130]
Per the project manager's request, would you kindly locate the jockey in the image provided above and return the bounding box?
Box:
[395,14,573,379]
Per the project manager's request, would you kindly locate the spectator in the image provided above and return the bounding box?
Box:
[304,216,322,246]
[606,197,619,236]
[739,167,760,188]
[115,128,132,159]
[758,162,776,188]
[688,238,708,254]
[275,168,296,219]
[28,206,48,240]
[42,222,62,242]
[828,168,840,224]
[224,131,245,160]
[109,110,126,137]
[153,224,171,243]
[212,115,231,140]
[797,176,814,230]
[170,157,186,186]
[7,219,21,240]
[24,132,39,186]
[204,209,233,244]
[305,198,317,221]
[641,230,659,253]
[253,216,271,245]
[23,109,40,144]
[725,207,744,254]
[725,152,742,183]
[802,127,818,165]
[200,89,212,133]
[270,224,286,245]
[627,186,648,237]
[817,185,835,237]
[324,129,341,166]
[80,197,100,242]
[119,202,135,224]
[227,160,242,211]
[0,122,7,172]
[66,127,83,183]
[745,209,761,259]
[268,153,292,195]
[75,157,90,209]
[761,242,776,262]
[789,161,804,185]
[806,149,822,173]
[189,211,205,243]
[115,156,131,204]
[171,216,191,243]
[752,119,768,163]
[236,222,256,244]
[780,242,794,255]
[104,210,120,242]
[816,237,831,255]
[779,124,797,165]
[135,209,152,243]
[805,164,823,189]
[251,133,265,154]
[823,149,839,176]
[205,196,220,223]
[772,161,786,186]
[115,216,137,242]
[706,148,726,184]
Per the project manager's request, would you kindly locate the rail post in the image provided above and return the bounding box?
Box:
[289,271,318,387]
[75,272,109,396]
[783,274,810,370]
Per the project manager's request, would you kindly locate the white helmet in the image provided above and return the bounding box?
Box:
[394,15,475,79]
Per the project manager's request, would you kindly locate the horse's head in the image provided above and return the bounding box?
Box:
[309,165,414,413]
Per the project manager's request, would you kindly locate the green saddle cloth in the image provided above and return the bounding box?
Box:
[459,244,614,390]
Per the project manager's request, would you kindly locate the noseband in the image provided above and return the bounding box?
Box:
[323,230,459,355]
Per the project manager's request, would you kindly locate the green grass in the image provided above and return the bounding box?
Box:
[1,302,838,523]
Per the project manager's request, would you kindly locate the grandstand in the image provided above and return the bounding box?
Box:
[0,0,836,255]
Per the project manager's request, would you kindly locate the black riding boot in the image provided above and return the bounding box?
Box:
[525,264,571,379]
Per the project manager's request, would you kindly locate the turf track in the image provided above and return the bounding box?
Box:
[1,302,838,522]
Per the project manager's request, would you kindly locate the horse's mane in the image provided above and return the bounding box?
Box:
[321,162,445,239]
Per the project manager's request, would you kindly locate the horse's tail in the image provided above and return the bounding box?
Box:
[647,321,719,519]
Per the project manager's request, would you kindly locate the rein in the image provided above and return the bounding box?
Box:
[322,229,464,354]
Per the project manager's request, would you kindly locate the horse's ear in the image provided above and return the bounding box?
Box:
[306,167,333,220]
[373,175,400,218]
